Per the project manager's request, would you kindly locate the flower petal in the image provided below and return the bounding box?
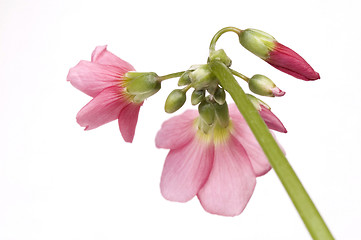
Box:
[76,86,129,130]
[91,45,135,71]
[67,61,126,97]
[155,109,199,149]
[229,104,283,176]
[267,43,320,81]
[160,137,214,202]
[259,105,287,133]
[197,136,256,216]
[118,102,142,143]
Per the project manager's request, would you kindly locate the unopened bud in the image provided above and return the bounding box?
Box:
[189,65,217,90]
[164,89,186,113]
[213,87,226,105]
[249,74,285,97]
[191,89,205,105]
[208,49,232,67]
[239,28,276,59]
[198,101,215,126]
[178,71,192,86]
[125,72,161,103]
[214,102,229,128]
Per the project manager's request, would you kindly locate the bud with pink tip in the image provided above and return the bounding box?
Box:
[239,28,320,81]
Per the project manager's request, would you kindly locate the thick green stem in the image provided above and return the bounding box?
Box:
[209,60,334,240]
[158,71,185,81]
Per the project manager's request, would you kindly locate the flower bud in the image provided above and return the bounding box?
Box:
[248,74,285,97]
[124,72,161,102]
[198,101,215,126]
[178,71,192,86]
[208,49,232,67]
[246,94,287,133]
[213,87,226,105]
[191,89,205,105]
[214,102,229,128]
[239,28,320,81]
[189,65,218,90]
[164,89,186,113]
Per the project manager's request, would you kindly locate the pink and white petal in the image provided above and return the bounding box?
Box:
[76,86,128,130]
[229,104,283,176]
[67,61,125,97]
[160,138,214,202]
[118,102,142,143]
[197,136,256,216]
[91,45,135,71]
[259,105,287,133]
[155,110,199,150]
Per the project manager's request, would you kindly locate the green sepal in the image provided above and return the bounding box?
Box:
[191,89,205,105]
[239,28,276,59]
[208,49,232,67]
[178,71,192,86]
[213,87,226,105]
[198,100,215,126]
[125,72,161,102]
[214,101,229,128]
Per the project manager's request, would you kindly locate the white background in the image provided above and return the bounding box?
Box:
[1,0,360,239]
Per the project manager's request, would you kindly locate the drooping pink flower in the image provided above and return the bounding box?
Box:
[155,104,286,216]
[67,45,141,143]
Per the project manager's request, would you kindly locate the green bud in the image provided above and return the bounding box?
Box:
[125,72,161,102]
[189,64,217,90]
[164,89,186,113]
[213,87,226,105]
[178,71,192,86]
[239,28,276,59]
[214,102,229,128]
[208,49,232,67]
[249,74,276,97]
[198,101,215,126]
[191,89,205,105]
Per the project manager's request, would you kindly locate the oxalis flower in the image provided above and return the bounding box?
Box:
[155,103,286,216]
[67,46,160,143]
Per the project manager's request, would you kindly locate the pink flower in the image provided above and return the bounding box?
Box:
[266,42,320,81]
[155,104,285,216]
[67,45,142,143]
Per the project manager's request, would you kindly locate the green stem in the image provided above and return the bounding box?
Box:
[209,60,334,240]
[230,68,249,82]
[158,71,185,81]
[209,27,242,53]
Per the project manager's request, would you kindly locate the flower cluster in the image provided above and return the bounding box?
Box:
[68,27,319,216]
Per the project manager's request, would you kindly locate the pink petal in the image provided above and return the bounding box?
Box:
[197,136,256,216]
[76,86,129,130]
[160,137,214,202]
[229,105,271,176]
[267,43,320,81]
[155,110,199,149]
[271,87,286,97]
[67,61,126,97]
[259,105,287,133]
[91,45,135,71]
[118,102,142,143]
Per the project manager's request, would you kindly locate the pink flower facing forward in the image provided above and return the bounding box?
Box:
[155,104,286,216]
[239,28,320,81]
[67,46,144,143]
